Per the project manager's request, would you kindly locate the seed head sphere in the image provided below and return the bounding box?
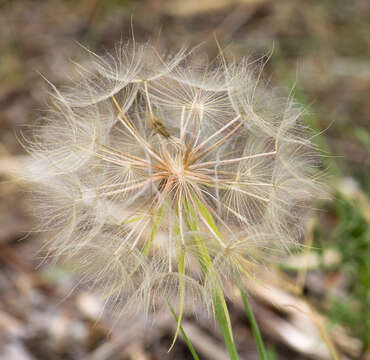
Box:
[23,41,324,321]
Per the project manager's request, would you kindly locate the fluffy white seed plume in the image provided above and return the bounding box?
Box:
[23,41,325,329]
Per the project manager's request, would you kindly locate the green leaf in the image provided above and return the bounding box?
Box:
[142,206,164,255]
[169,248,186,351]
[167,300,200,360]
[214,291,240,360]
[185,194,240,359]
[193,195,223,239]
[239,285,267,360]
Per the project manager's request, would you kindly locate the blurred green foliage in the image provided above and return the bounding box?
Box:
[315,193,370,353]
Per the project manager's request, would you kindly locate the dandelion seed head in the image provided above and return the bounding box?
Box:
[22,41,326,322]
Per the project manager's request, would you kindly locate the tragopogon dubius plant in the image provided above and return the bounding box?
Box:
[21,41,325,353]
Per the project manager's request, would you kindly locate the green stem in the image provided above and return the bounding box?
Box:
[214,292,240,360]
[239,286,267,360]
[167,300,200,360]
[185,195,240,359]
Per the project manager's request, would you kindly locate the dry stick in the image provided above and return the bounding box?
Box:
[84,315,172,360]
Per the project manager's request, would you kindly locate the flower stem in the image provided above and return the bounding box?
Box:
[214,291,240,360]
[167,299,200,360]
[239,285,267,360]
[185,194,240,359]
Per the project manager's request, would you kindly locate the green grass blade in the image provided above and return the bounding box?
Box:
[142,206,164,255]
[193,195,223,238]
[214,291,240,360]
[239,286,267,360]
[168,248,186,351]
[186,195,239,359]
[266,347,277,360]
[167,300,200,360]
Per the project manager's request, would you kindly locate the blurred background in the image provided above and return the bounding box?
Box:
[0,0,369,359]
